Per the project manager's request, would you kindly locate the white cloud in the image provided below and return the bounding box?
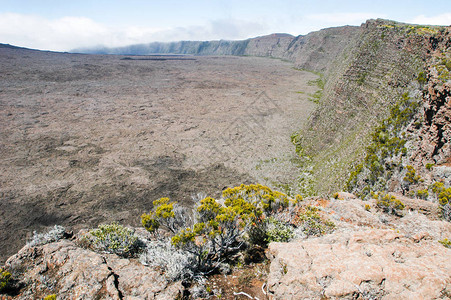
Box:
[409,13,451,26]
[306,12,385,25]
[0,13,268,51]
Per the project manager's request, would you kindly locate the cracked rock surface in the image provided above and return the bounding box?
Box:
[266,196,451,299]
[4,240,182,299]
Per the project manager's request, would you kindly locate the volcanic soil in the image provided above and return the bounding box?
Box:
[0,45,318,262]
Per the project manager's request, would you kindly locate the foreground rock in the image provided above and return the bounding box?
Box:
[3,240,182,299]
[1,196,450,299]
[267,229,450,299]
[267,196,451,299]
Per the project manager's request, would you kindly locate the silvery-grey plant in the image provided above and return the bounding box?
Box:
[139,239,195,281]
[27,225,67,247]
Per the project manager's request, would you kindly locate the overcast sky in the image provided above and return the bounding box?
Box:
[0,0,450,52]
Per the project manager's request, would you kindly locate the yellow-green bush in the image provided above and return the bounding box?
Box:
[416,189,429,200]
[403,165,422,185]
[142,184,311,275]
[439,238,451,248]
[425,163,435,170]
[374,192,405,216]
[428,182,451,221]
[439,187,451,206]
[0,268,11,293]
[84,223,142,258]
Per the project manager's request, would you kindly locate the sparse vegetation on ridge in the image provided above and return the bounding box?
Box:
[307,74,325,104]
[0,268,12,293]
[81,223,143,258]
[287,20,434,197]
[139,184,333,279]
[373,192,405,216]
[345,92,421,197]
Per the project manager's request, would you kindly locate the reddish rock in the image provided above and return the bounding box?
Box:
[3,240,182,299]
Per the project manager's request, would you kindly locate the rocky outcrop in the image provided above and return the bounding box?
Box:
[268,229,451,299]
[344,24,451,195]
[409,58,451,174]
[2,195,450,299]
[292,19,440,195]
[3,240,182,299]
[266,196,451,299]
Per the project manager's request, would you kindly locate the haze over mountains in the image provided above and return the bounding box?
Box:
[71,26,357,75]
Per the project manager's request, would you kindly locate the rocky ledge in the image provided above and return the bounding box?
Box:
[2,239,182,299]
[267,194,451,299]
[1,194,450,299]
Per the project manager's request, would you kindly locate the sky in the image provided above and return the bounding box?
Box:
[0,0,450,52]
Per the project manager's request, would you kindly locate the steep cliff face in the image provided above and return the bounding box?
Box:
[292,20,446,195]
[344,24,451,197]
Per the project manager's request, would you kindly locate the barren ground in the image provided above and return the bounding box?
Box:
[0,46,317,262]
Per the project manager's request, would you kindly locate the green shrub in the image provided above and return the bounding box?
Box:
[143,184,302,275]
[403,165,422,185]
[265,217,294,243]
[438,188,451,222]
[364,204,371,211]
[44,295,57,300]
[374,192,405,216]
[417,71,427,83]
[345,92,420,195]
[439,238,451,248]
[0,268,12,293]
[438,187,451,206]
[84,223,142,258]
[293,205,335,237]
[425,163,435,170]
[416,189,429,200]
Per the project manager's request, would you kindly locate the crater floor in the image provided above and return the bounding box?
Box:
[0,47,318,262]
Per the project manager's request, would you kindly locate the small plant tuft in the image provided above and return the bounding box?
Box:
[265,217,294,243]
[0,268,12,293]
[425,163,435,170]
[293,205,335,237]
[439,238,451,249]
[83,223,142,258]
[417,71,427,84]
[374,192,405,216]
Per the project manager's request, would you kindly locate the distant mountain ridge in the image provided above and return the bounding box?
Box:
[71,26,358,75]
